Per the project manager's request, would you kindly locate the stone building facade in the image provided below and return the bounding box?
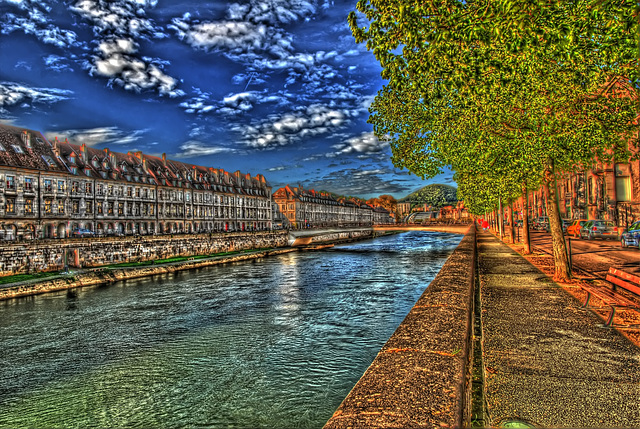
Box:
[272,185,393,228]
[506,160,639,228]
[0,124,273,240]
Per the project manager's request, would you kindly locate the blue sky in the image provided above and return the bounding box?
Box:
[0,0,453,200]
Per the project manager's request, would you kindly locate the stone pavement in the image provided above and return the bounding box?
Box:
[477,229,640,428]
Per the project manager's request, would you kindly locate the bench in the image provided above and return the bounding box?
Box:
[577,268,640,327]
[606,268,640,296]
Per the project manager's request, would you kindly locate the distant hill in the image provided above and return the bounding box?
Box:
[400,184,458,208]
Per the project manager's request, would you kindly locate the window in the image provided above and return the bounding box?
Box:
[72,182,79,193]
[108,185,113,195]
[118,202,124,216]
[42,155,57,167]
[72,200,79,214]
[25,177,33,191]
[85,183,92,194]
[616,177,631,202]
[44,179,52,192]
[5,198,15,213]
[96,184,103,195]
[127,187,133,197]
[86,201,93,214]
[44,199,52,214]
[97,202,103,215]
[11,145,23,154]
[6,176,15,190]
[25,198,33,214]
[107,202,114,215]
[58,180,64,192]
[57,200,64,214]
[136,188,140,198]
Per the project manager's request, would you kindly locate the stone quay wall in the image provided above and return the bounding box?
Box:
[324,225,477,428]
[0,231,290,276]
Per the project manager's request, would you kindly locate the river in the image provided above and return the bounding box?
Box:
[0,231,462,428]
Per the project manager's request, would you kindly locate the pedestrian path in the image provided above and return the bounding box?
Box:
[477,230,640,428]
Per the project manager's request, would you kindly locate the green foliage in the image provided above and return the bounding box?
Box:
[400,184,458,208]
[350,0,640,183]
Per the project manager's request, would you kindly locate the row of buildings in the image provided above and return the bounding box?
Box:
[272,185,394,229]
[502,162,639,229]
[0,124,393,240]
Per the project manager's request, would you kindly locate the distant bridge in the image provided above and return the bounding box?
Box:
[287,224,471,246]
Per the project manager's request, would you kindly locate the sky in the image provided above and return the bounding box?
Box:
[0,0,454,200]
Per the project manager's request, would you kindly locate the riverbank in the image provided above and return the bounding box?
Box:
[0,247,299,301]
[325,225,640,428]
[0,227,465,301]
[324,225,477,428]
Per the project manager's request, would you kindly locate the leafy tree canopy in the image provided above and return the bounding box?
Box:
[400,184,458,208]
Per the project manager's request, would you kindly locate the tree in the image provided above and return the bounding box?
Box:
[349,0,639,281]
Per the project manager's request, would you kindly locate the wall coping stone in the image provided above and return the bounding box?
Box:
[323,225,476,428]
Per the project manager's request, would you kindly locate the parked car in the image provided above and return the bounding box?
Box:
[532,216,549,230]
[567,219,589,238]
[561,219,572,233]
[620,221,640,248]
[579,220,618,240]
[72,228,95,237]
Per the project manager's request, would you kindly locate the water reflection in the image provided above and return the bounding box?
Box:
[0,231,462,428]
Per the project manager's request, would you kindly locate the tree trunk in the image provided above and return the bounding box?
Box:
[522,183,531,254]
[546,165,571,281]
[509,201,515,244]
[498,197,504,240]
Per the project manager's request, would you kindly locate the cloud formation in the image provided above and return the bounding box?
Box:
[237,104,350,149]
[306,167,406,197]
[173,140,237,158]
[0,1,80,48]
[0,82,73,115]
[71,0,184,97]
[43,126,146,147]
[331,132,389,156]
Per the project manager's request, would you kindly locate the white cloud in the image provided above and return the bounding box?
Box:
[87,37,184,97]
[0,5,80,48]
[43,126,147,147]
[0,82,73,113]
[173,141,237,158]
[69,0,182,97]
[332,132,390,156]
[240,103,351,149]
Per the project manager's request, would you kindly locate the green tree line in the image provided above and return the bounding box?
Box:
[349,0,639,280]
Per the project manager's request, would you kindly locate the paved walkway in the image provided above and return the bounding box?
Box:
[477,230,640,428]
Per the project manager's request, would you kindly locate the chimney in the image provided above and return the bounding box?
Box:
[22,131,31,148]
[80,143,88,163]
[142,158,148,173]
[134,151,143,160]
[162,153,167,167]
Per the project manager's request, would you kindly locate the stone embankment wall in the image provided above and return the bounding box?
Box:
[324,226,477,428]
[0,248,297,301]
[0,231,289,276]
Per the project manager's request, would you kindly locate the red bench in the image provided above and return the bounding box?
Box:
[606,268,640,296]
[578,268,640,327]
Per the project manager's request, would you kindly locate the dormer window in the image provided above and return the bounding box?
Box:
[69,154,76,164]
[11,145,24,154]
[92,158,100,168]
[41,155,57,167]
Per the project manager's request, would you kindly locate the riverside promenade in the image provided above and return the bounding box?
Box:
[477,229,640,428]
[325,226,640,428]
